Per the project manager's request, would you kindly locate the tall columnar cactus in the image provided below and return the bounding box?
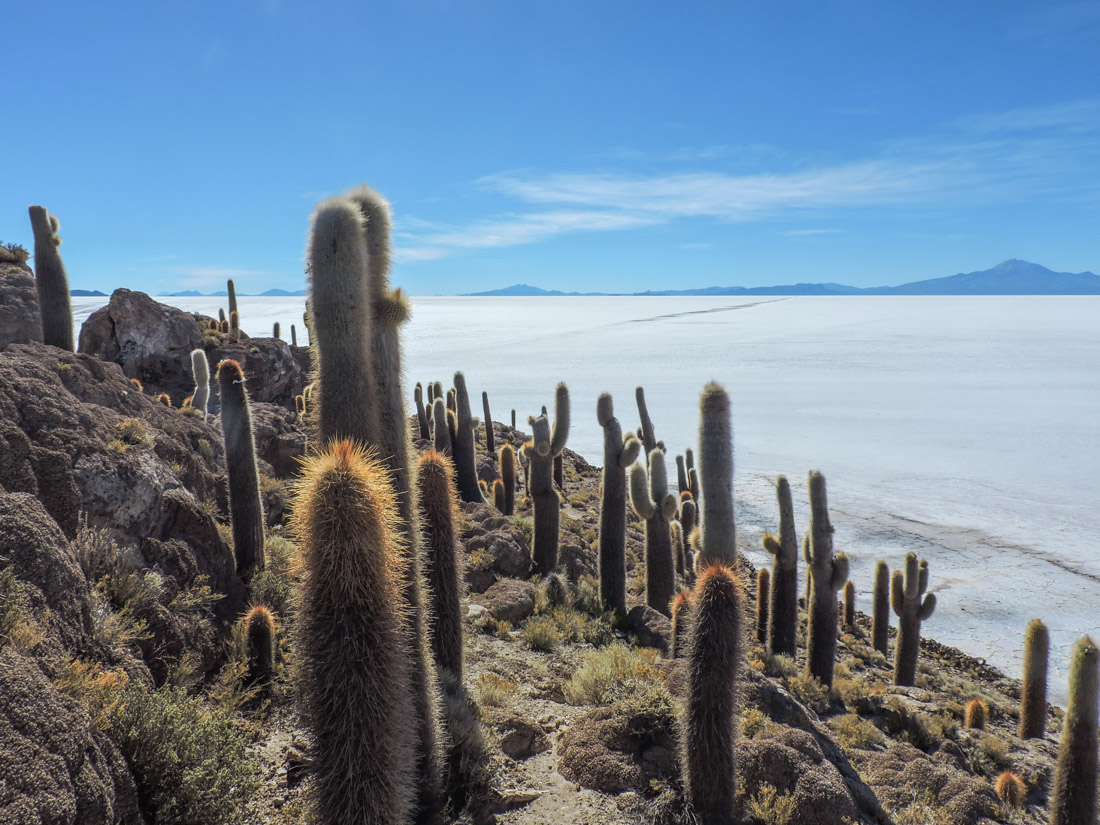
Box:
[670,590,692,658]
[756,569,770,645]
[291,324,298,347]
[510,409,516,429]
[433,398,451,455]
[681,564,742,825]
[761,475,798,658]
[872,561,890,655]
[492,479,506,512]
[524,383,570,576]
[27,205,74,351]
[482,391,495,454]
[805,471,848,688]
[689,467,700,506]
[451,372,484,503]
[306,196,377,446]
[446,388,456,413]
[843,580,856,628]
[273,322,281,339]
[447,409,458,451]
[1050,636,1100,825]
[230,310,240,342]
[189,349,209,420]
[217,360,265,581]
[219,307,226,324]
[414,383,431,440]
[596,394,640,615]
[499,444,516,516]
[227,278,238,321]
[417,451,465,680]
[1019,618,1049,739]
[635,386,658,455]
[244,605,276,689]
[891,552,935,687]
[630,449,678,616]
[295,441,416,824]
[696,382,736,569]
[344,184,444,818]
[671,521,686,581]
[680,497,697,545]
[676,454,688,497]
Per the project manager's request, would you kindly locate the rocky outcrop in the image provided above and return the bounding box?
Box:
[78,289,305,412]
[0,267,42,349]
[557,705,678,793]
[476,580,537,625]
[461,503,531,591]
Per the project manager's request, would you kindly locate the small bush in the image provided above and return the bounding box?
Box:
[742,708,780,740]
[477,672,519,707]
[522,615,562,651]
[744,782,797,825]
[564,643,662,705]
[0,242,29,264]
[249,536,298,617]
[787,673,830,712]
[512,516,533,548]
[116,418,153,448]
[829,713,885,751]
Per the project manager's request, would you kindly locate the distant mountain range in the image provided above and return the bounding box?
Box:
[159,288,308,297]
[466,260,1100,296]
[71,289,107,297]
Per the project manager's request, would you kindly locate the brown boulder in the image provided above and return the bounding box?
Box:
[0,267,42,349]
[557,705,678,793]
[482,707,550,760]
[628,604,671,654]
[477,579,537,625]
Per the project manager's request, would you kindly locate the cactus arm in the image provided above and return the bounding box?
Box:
[630,464,656,519]
[919,593,936,621]
[762,534,780,556]
[596,392,614,427]
[619,434,641,468]
[661,494,678,519]
[830,553,850,590]
[648,450,670,506]
[803,534,811,565]
[918,559,929,595]
[635,386,657,453]
[903,552,920,599]
[891,570,904,615]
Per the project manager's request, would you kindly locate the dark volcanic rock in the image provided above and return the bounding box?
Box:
[0,267,42,349]
[627,604,671,654]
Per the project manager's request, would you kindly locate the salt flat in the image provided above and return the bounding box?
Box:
[72,294,1100,700]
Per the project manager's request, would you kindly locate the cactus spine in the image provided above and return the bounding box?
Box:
[451,373,484,503]
[414,383,431,440]
[1050,636,1099,825]
[843,580,856,628]
[190,349,209,419]
[524,383,570,576]
[345,184,444,818]
[635,386,658,455]
[27,206,74,351]
[217,360,265,581]
[762,475,798,657]
[596,393,640,615]
[295,441,416,825]
[499,444,516,516]
[244,605,276,689]
[681,564,742,825]
[696,382,736,569]
[482,391,495,454]
[1019,618,1049,740]
[630,448,678,616]
[890,552,935,687]
[871,560,890,656]
[306,197,378,446]
[670,591,692,659]
[805,471,848,688]
[756,568,770,645]
[417,451,465,680]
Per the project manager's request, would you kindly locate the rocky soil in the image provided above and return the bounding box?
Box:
[0,284,1069,824]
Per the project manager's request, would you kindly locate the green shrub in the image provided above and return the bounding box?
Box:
[563,643,662,705]
[522,615,562,651]
[744,782,797,825]
[512,516,533,548]
[477,672,519,707]
[829,713,885,751]
[116,418,153,448]
[249,536,298,616]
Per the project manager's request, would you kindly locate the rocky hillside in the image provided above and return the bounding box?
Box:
[0,280,1078,824]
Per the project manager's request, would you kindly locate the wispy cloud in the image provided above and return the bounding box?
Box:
[162,266,270,291]
[394,99,1100,263]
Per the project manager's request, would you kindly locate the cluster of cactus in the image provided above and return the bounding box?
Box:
[596,393,640,615]
[630,447,677,616]
[804,471,849,688]
[891,551,935,687]
[27,205,74,351]
[523,383,570,576]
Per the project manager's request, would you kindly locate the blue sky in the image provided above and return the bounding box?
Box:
[2,1,1099,294]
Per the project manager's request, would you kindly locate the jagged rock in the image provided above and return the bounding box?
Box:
[627,604,670,654]
[462,503,531,580]
[483,707,550,760]
[559,540,596,582]
[0,647,144,825]
[249,402,306,478]
[203,339,305,413]
[858,742,1000,825]
[477,580,537,625]
[557,705,678,793]
[0,267,42,349]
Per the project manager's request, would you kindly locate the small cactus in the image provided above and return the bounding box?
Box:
[291,324,298,347]
[156,392,171,406]
[451,372,484,503]
[433,398,451,455]
[1049,636,1099,825]
[220,319,230,334]
[190,349,209,419]
[676,454,688,497]
[492,479,506,512]
[218,307,226,323]
[756,569,770,645]
[964,698,988,730]
[511,409,516,429]
[695,382,735,569]
[417,451,465,680]
[871,560,890,656]
[635,386,658,455]
[27,206,74,351]
[688,466,700,505]
[1019,618,1049,739]
[671,520,686,581]
[130,377,143,393]
[995,771,1025,809]
[596,393,640,615]
[681,564,742,825]
[670,590,692,658]
[891,552,935,687]
[414,383,431,440]
[244,605,276,689]
[230,310,240,342]
[273,321,281,339]
[805,471,848,688]
[227,278,238,320]
[524,383,570,576]
[482,391,495,454]
[680,497,697,546]
[217,360,265,581]
[499,444,516,516]
[762,475,798,658]
[294,441,416,824]
[630,449,678,616]
[843,580,856,628]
